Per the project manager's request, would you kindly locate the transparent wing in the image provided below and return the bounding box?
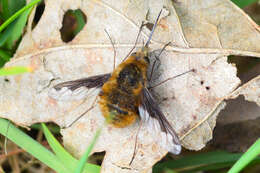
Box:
[49,73,111,101]
[139,87,181,154]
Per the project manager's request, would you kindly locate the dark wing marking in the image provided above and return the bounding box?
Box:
[139,87,181,154]
[49,73,111,101]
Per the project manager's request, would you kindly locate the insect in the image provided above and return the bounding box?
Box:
[49,10,193,157]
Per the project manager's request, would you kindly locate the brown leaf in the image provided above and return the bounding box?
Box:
[0,0,260,172]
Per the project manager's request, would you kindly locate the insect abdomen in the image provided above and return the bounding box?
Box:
[99,55,148,127]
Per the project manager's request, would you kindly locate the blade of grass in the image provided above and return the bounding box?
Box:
[7,0,26,18]
[5,6,32,49]
[75,127,102,173]
[0,49,11,61]
[0,118,68,173]
[0,0,26,20]
[228,138,260,173]
[181,162,235,173]
[0,0,41,33]
[41,123,100,173]
[0,29,9,47]
[1,0,10,20]
[0,66,32,75]
[41,123,77,171]
[153,151,260,173]
[31,123,60,134]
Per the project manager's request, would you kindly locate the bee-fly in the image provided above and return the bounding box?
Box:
[49,10,193,156]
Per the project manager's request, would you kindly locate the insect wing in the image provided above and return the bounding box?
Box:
[49,73,111,101]
[139,87,181,154]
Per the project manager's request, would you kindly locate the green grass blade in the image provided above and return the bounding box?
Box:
[41,123,100,173]
[0,0,26,20]
[0,49,11,61]
[7,0,26,18]
[5,6,32,49]
[75,127,102,173]
[181,162,236,173]
[231,0,258,8]
[0,118,68,173]
[0,66,32,75]
[0,29,9,47]
[1,0,10,20]
[153,151,260,173]
[31,123,60,134]
[228,138,260,173]
[0,0,41,33]
[41,123,77,170]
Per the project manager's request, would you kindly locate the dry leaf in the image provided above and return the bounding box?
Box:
[218,63,260,124]
[0,0,260,172]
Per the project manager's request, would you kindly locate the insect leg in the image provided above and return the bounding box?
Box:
[149,69,196,89]
[64,95,99,128]
[148,42,171,81]
[104,29,116,71]
[129,120,143,165]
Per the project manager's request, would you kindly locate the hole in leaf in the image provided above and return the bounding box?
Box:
[60,9,87,43]
[200,80,204,85]
[88,151,105,165]
[205,86,210,90]
[228,56,260,84]
[4,78,9,82]
[31,1,45,30]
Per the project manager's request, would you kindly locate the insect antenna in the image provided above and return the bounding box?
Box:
[104,29,116,70]
[123,9,163,62]
[122,21,145,62]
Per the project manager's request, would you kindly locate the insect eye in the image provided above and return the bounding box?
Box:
[144,56,150,63]
[132,52,137,56]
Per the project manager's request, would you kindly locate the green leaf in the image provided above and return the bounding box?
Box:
[228,138,260,173]
[0,118,68,173]
[0,66,32,75]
